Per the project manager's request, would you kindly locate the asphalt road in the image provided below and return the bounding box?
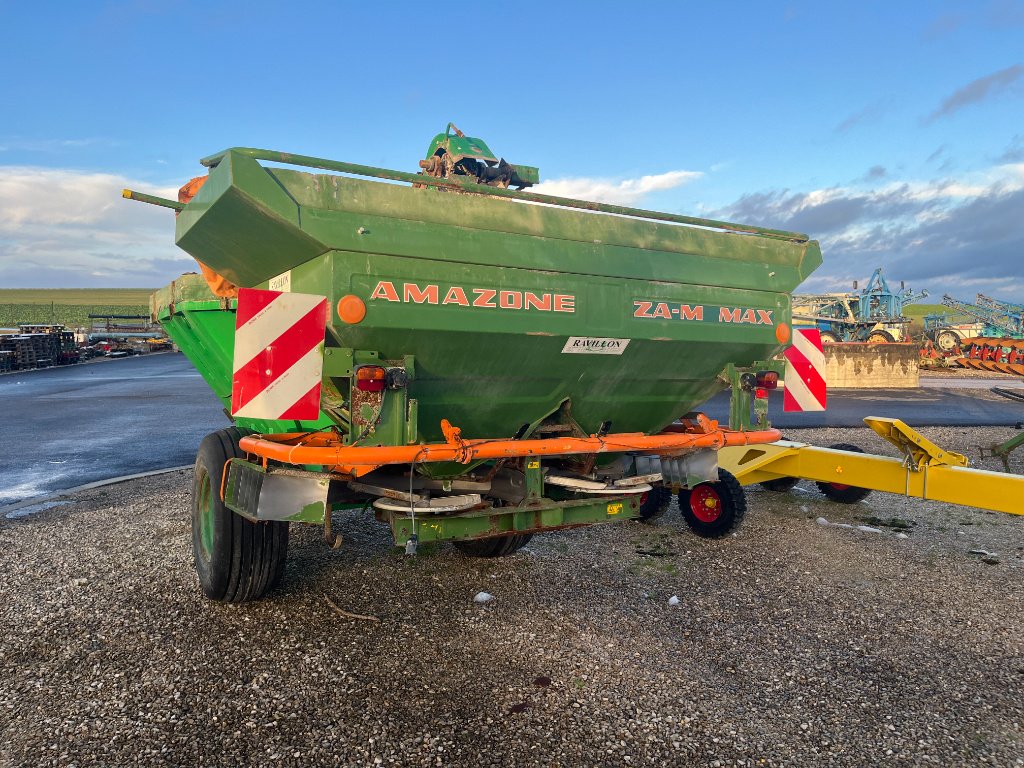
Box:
[0,354,227,506]
[1,353,1022,506]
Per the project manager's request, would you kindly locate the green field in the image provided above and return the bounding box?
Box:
[0,289,153,329]
[903,303,970,330]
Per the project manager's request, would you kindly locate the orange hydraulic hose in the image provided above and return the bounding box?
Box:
[238,420,782,474]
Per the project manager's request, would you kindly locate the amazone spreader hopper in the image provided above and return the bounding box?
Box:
[129,125,822,602]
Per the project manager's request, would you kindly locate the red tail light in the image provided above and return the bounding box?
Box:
[355,365,386,392]
[755,387,769,400]
[756,370,779,390]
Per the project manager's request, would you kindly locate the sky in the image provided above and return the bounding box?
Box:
[0,0,1022,300]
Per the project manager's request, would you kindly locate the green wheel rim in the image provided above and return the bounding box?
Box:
[197,469,215,560]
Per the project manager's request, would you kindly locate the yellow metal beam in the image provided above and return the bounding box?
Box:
[719,420,1024,516]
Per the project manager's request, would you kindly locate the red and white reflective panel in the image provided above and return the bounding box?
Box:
[783,328,827,412]
[231,287,329,421]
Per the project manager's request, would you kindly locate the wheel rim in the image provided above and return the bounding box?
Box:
[689,485,722,523]
[197,469,215,560]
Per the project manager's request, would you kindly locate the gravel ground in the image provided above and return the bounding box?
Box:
[2,426,1023,768]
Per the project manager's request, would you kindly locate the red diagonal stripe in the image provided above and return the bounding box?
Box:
[784,341,826,410]
[277,381,323,421]
[235,287,282,328]
[801,328,824,354]
[786,351,827,400]
[231,300,327,413]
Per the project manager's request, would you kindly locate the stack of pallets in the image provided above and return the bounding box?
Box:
[0,335,39,369]
[0,350,12,373]
[16,325,81,367]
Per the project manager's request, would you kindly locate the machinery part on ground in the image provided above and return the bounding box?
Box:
[979,424,1024,472]
[192,427,289,602]
[952,338,1024,376]
[814,443,873,503]
[637,485,672,521]
[678,468,746,538]
[452,534,534,557]
[991,387,1024,403]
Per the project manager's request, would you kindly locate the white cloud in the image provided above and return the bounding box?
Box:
[532,169,703,206]
[714,162,1024,298]
[0,166,191,287]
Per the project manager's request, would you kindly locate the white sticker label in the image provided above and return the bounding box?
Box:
[561,337,630,355]
[268,270,292,292]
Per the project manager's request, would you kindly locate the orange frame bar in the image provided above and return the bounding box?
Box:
[238,416,782,477]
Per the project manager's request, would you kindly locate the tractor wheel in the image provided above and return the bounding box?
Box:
[867,330,895,344]
[678,468,746,538]
[760,476,800,492]
[192,427,289,602]
[935,330,961,353]
[452,534,534,557]
[815,443,872,504]
[637,485,672,522]
[818,331,840,344]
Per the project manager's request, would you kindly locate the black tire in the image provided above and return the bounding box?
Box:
[192,427,289,602]
[637,485,672,522]
[760,476,800,492]
[819,331,840,344]
[452,533,533,557]
[815,443,872,504]
[678,468,746,538]
[867,330,895,344]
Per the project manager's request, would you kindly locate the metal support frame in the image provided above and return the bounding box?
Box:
[383,494,642,546]
[719,417,1024,515]
[980,428,1024,472]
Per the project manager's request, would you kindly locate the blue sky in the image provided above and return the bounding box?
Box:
[1,0,1022,298]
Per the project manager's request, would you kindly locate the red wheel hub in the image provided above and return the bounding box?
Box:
[639,491,650,507]
[689,485,722,523]
[827,482,850,491]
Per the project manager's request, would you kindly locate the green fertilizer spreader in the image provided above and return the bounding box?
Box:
[127,125,821,601]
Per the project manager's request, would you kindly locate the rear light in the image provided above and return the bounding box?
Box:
[755,387,769,400]
[756,370,779,390]
[355,365,386,392]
